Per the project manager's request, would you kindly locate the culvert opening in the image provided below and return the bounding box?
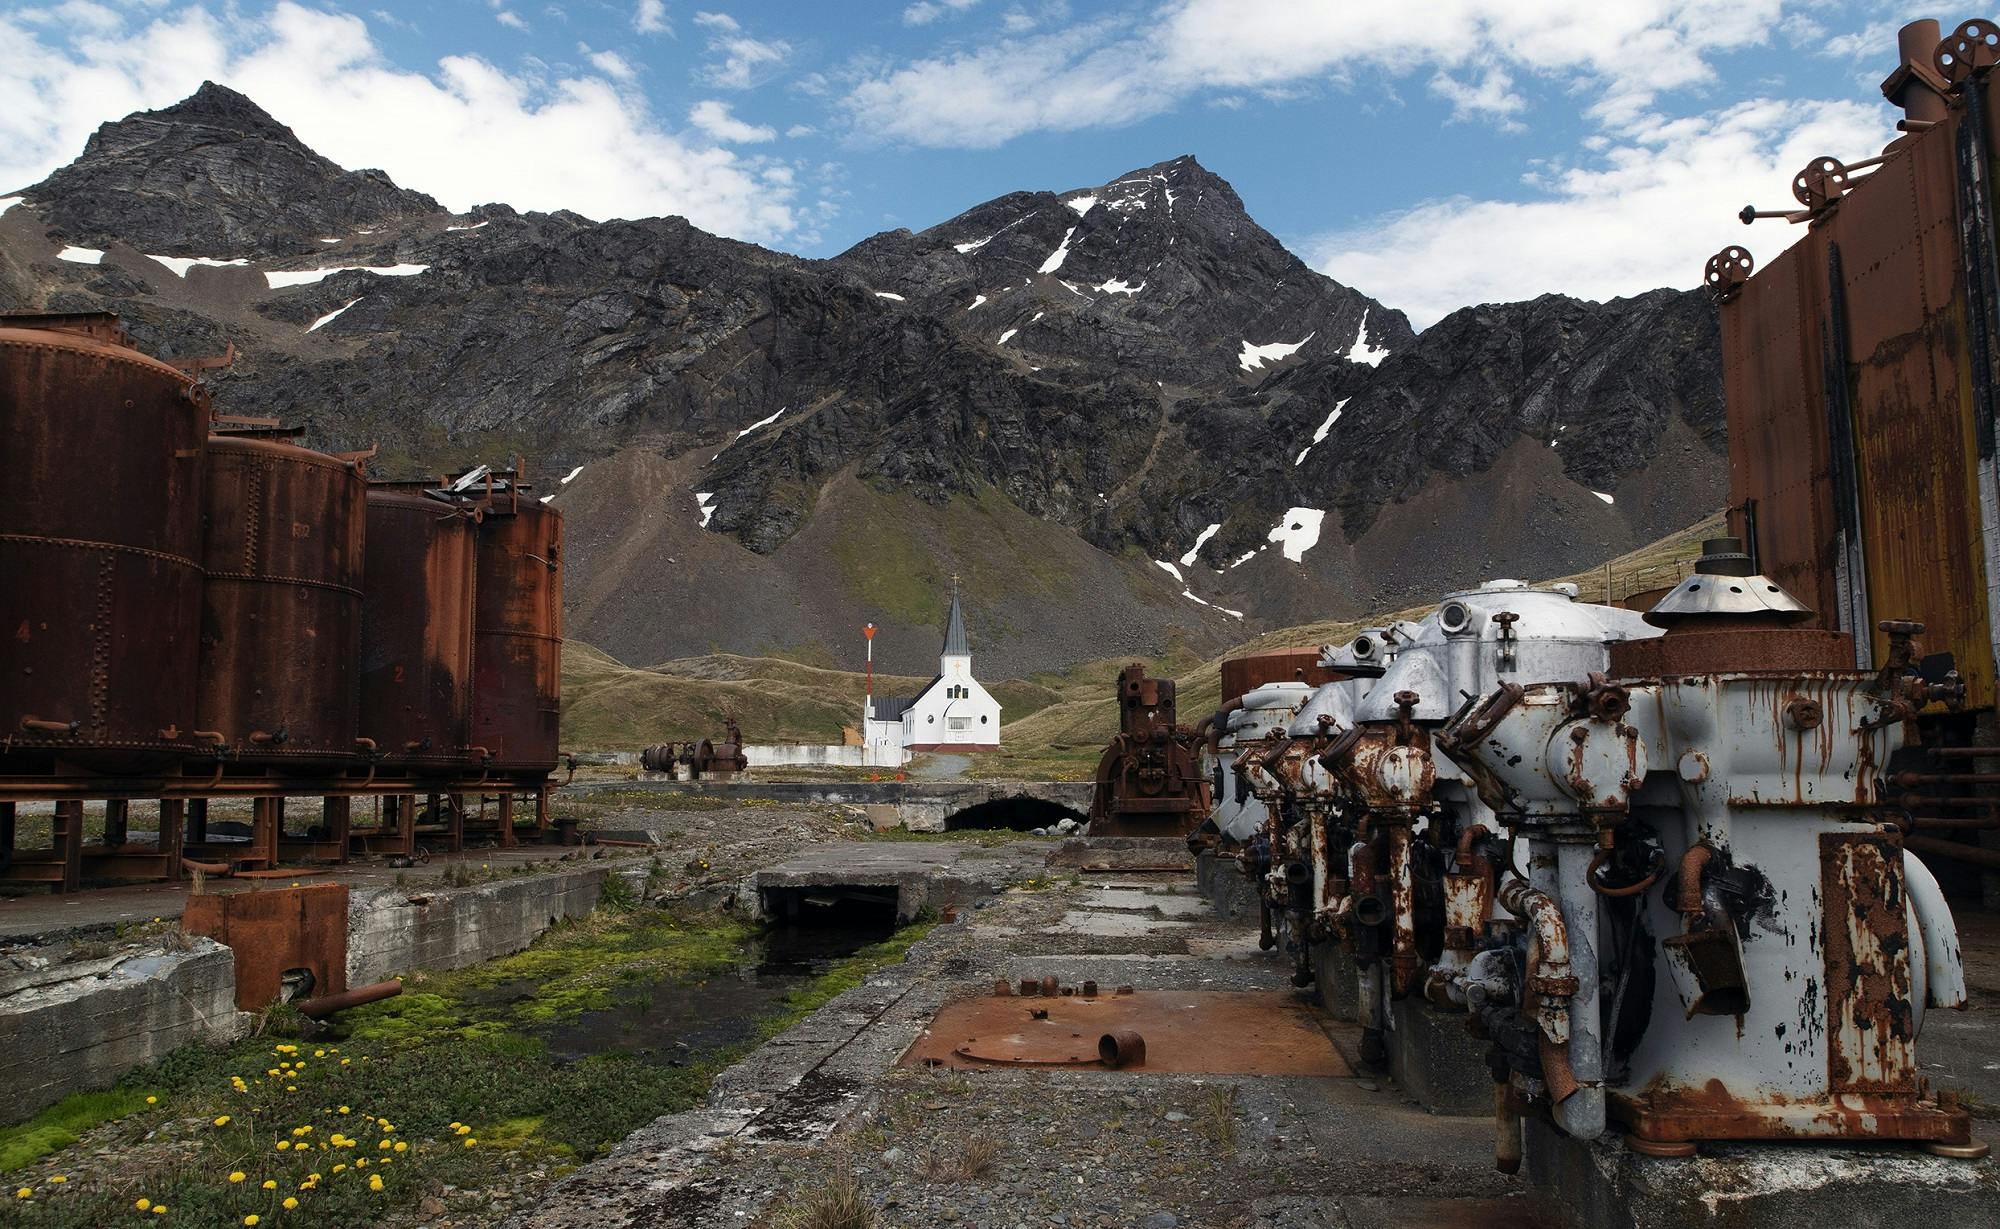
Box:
[944,797,1086,832]
[759,884,902,932]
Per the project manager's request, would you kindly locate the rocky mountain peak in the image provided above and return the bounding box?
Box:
[26,83,441,256]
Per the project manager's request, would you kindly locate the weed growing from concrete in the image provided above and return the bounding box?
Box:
[1200,1085,1238,1154]
[769,1167,874,1229]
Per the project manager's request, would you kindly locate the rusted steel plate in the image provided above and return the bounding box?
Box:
[181,882,349,1011]
[359,487,476,772]
[471,501,564,772]
[901,989,1352,1075]
[1220,651,1342,703]
[1833,114,1995,706]
[1820,832,1917,1093]
[1605,627,1853,677]
[1722,227,1841,624]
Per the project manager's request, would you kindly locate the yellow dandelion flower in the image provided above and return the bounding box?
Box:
[313,1050,325,1058]
[332,1164,346,1174]
[377,1140,390,1150]
[14,1188,30,1199]
[244,1217,260,1227]
[261,1179,277,1191]
[146,1096,158,1105]
[285,1085,297,1092]
[48,1176,65,1184]
[448,1121,462,1130]
[339,1059,350,1066]
[283,1196,299,1210]
[267,1069,280,1077]
[393,1142,407,1153]
[152,1205,168,1215]
[354,1159,366,1169]
[308,1173,321,1182]
[228,1171,246,1183]
[136,1199,152,1210]
[213,1115,232,1127]
[368,1175,384,1193]
[463,1137,477,1148]
[276,1141,291,1151]
[337,1106,350,1115]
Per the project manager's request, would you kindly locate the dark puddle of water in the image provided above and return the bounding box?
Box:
[490,920,895,1065]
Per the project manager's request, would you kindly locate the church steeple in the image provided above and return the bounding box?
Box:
[940,574,970,658]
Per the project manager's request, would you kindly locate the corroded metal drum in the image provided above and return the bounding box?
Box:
[471,501,563,772]
[0,314,207,770]
[195,434,366,765]
[358,486,477,773]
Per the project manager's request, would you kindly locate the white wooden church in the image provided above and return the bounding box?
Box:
[863,580,1001,757]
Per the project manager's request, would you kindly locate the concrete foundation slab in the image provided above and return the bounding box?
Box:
[1310,936,1360,1023]
[1081,887,1212,916]
[346,866,609,984]
[1053,909,1194,937]
[1194,849,1263,921]
[1524,1114,2000,1229]
[1387,996,1494,1115]
[0,939,248,1124]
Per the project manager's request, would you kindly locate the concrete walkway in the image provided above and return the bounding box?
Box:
[513,858,1528,1228]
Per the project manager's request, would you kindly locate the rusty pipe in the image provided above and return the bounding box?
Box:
[20,717,79,735]
[1497,879,1572,1045]
[1539,1034,1580,1103]
[296,980,403,1019]
[1905,833,2000,871]
[1098,1030,1146,1069]
[1494,1083,1523,1175]
[1456,822,1493,865]
[1895,770,2000,785]
[1676,842,1717,919]
[1197,698,1243,755]
[1386,825,1421,999]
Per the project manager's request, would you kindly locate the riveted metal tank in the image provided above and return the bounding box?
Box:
[471,498,563,773]
[195,433,367,765]
[358,485,477,773]
[0,313,207,770]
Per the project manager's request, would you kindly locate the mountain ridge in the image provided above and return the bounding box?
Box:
[0,84,1726,676]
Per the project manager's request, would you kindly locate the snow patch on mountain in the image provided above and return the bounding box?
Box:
[57,246,103,264]
[1294,398,1349,466]
[1065,195,1098,216]
[1180,523,1220,567]
[148,255,250,277]
[1267,507,1326,562]
[264,263,428,289]
[306,297,363,332]
[1038,227,1077,274]
[1346,309,1391,367]
[1239,333,1315,372]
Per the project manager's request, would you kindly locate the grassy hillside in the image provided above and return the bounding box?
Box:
[562,512,1724,776]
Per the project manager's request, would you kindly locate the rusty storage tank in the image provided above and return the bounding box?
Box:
[0,313,207,770]
[195,432,367,765]
[471,497,563,773]
[358,485,477,774]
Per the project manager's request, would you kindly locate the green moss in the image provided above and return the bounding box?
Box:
[0,1088,152,1172]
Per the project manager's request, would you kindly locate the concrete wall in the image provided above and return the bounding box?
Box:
[347,867,609,984]
[0,940,249,1125]
[742,743,907,769]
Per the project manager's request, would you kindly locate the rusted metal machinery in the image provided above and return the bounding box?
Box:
[1189,649,1343,856]
[1,313,208,776]
[1087,663,1211,837]
[1240,587,1659,1040]
[640,719,748,778]
[1440,539,1978,1156]
[0,316,573,891]
[1715,16,2000,765]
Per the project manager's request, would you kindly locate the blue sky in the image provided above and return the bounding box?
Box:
[0,1,1937,324]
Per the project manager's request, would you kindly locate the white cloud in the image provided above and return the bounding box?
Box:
[843,1,1789,147]
[689,98,776,143]
[0,3,800,242]
[1429,64,1526,130]
[904,0,980,25]
[633,0,668,35]
[1310,96,1889,328]
[587,49,637,81]
[695,12,791,89]
[495,9,527,31]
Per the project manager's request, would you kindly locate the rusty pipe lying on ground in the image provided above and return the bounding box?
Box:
[296,980,402,1018]
[1098,1030,1146,1068]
